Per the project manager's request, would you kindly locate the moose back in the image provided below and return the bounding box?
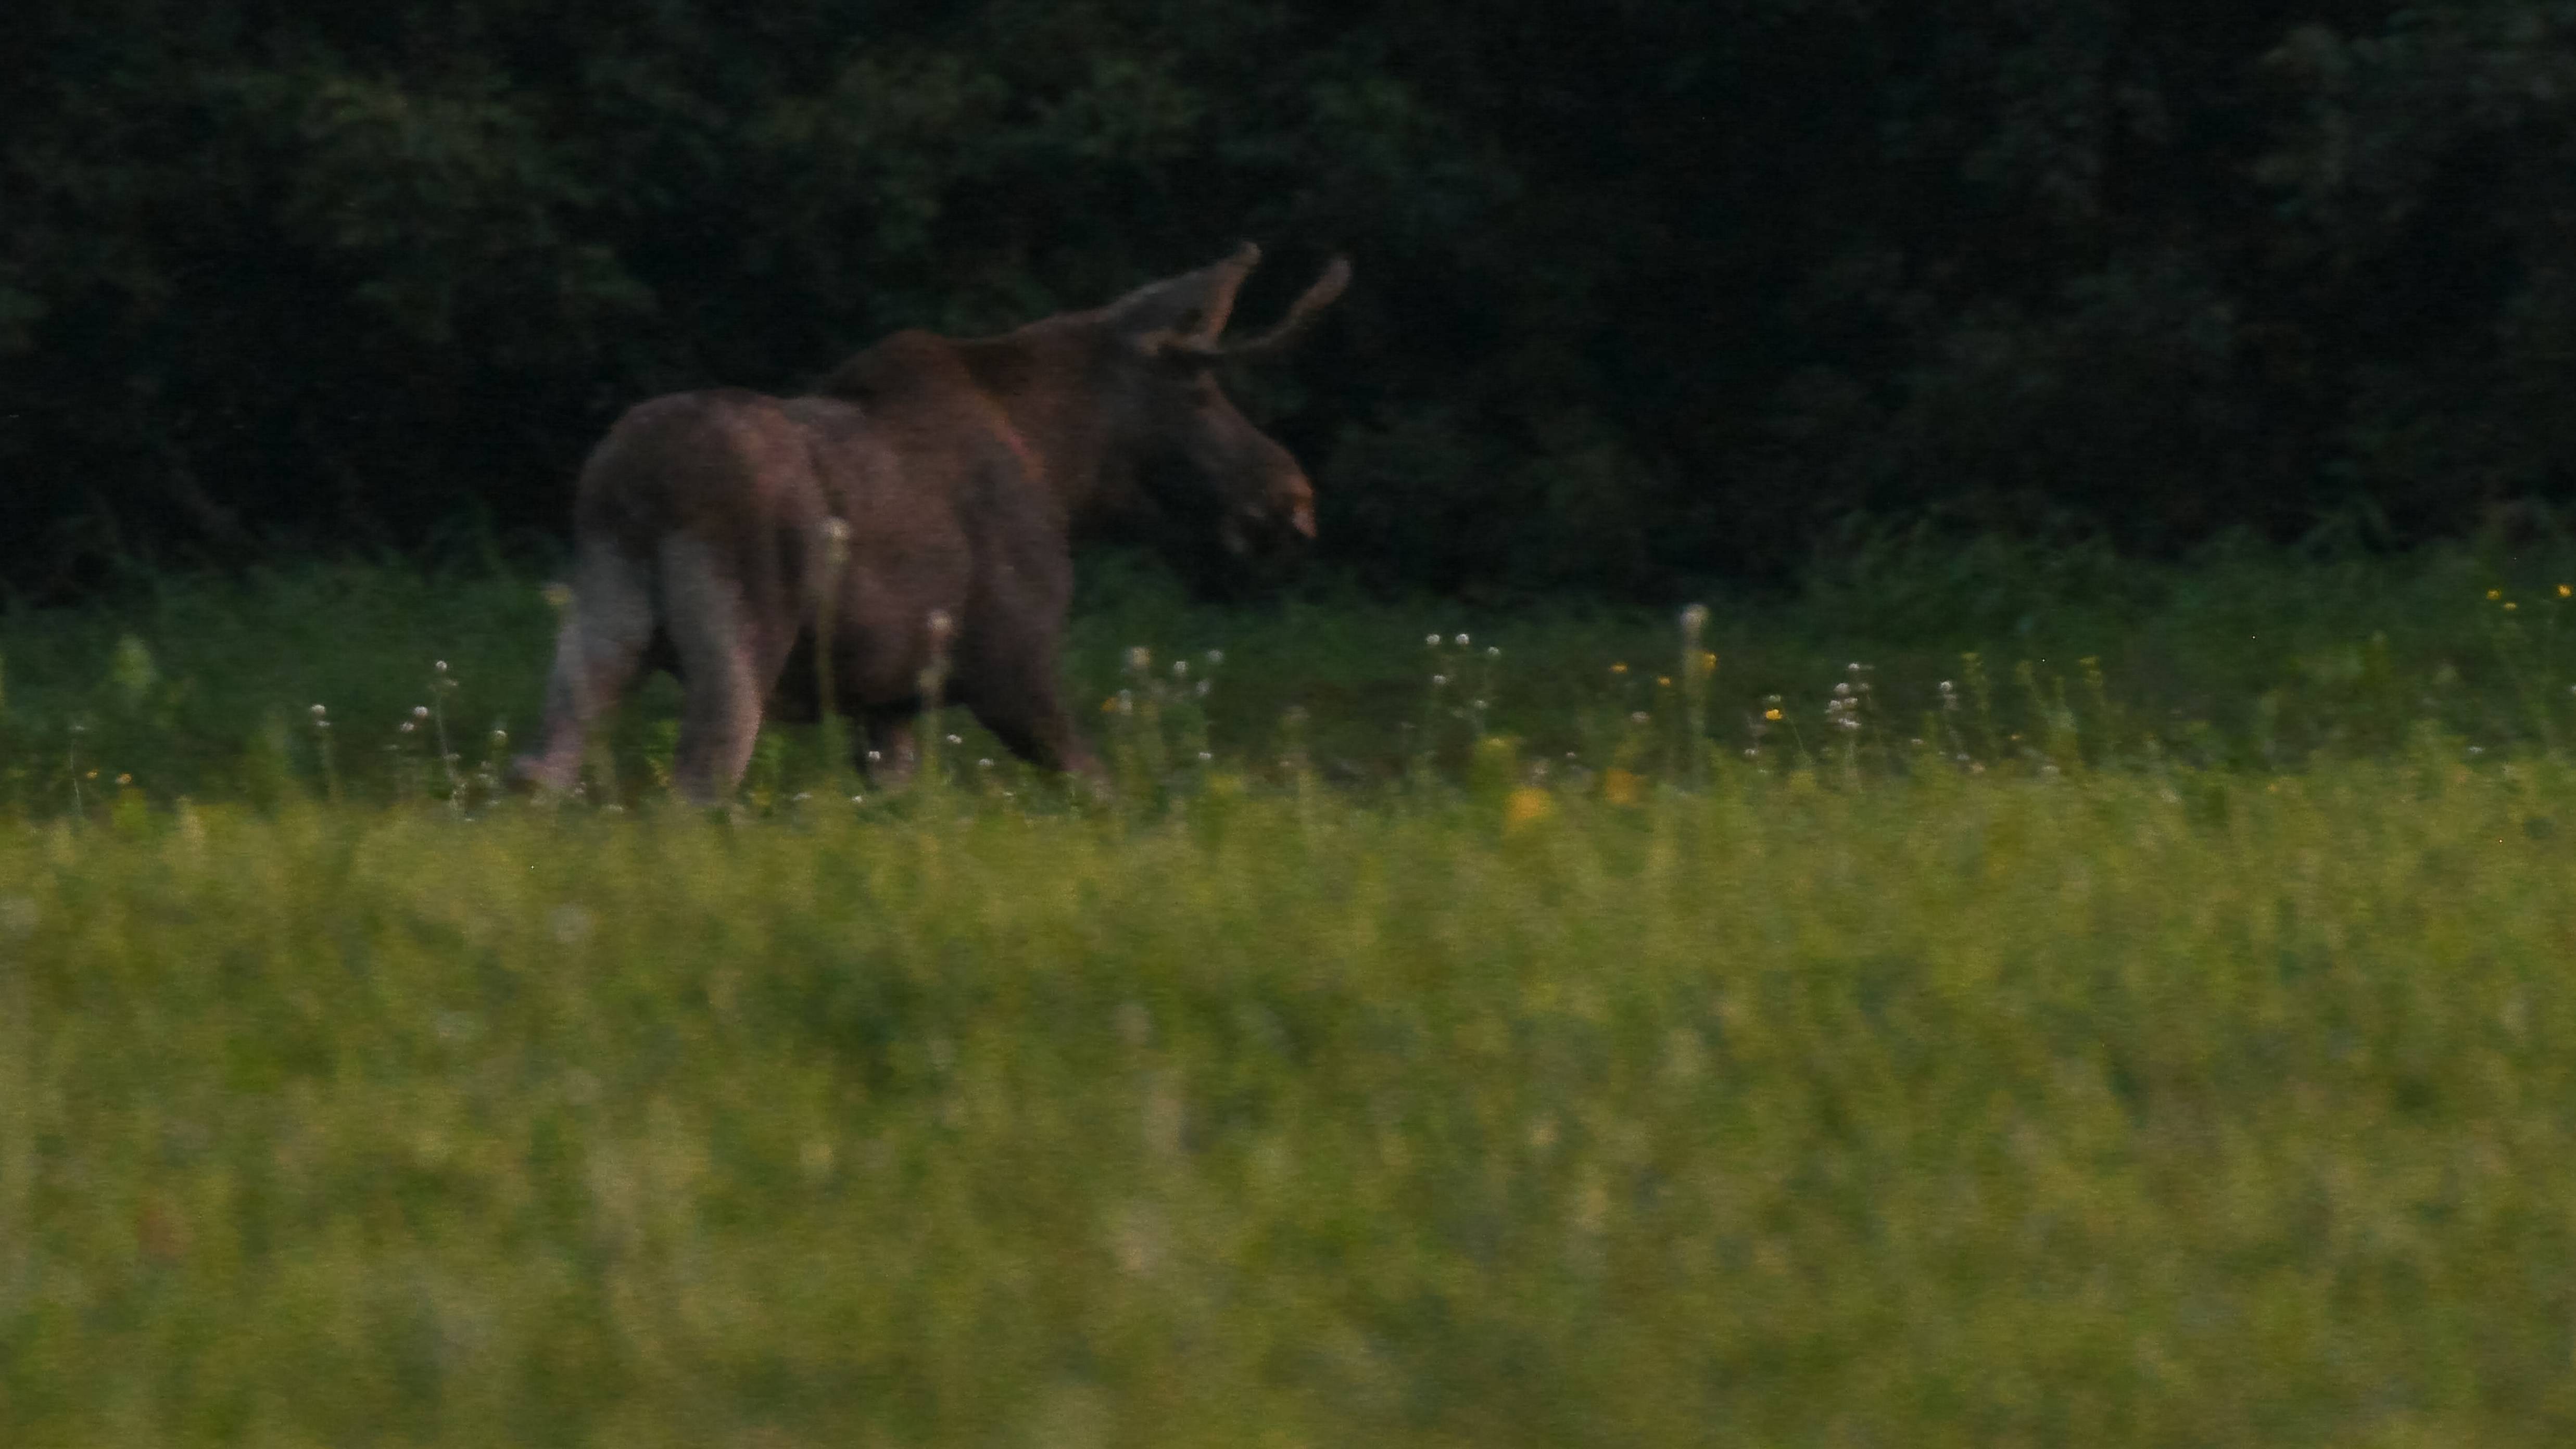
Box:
[515,245,1347,804]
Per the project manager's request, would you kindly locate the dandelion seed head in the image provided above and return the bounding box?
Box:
[1455,633,1470,647]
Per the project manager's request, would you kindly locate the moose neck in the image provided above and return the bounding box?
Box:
[952,321,1142,533]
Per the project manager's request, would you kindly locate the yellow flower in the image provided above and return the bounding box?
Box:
[1602,768,1643,806]
[1504,786,1556,831]
[2489,589,2503,600]
[1701,652,1718,670]
[1610,663,1628,674]
[1657,676,1672,688]
[116,774,132,786]
[2507,602,2520,612]
[2559,584,2571,598]
[1764,708,1783,721]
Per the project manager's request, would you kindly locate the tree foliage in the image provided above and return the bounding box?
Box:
[5,1,2573,595]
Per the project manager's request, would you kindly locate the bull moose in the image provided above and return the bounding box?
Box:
[514,243,1348,804]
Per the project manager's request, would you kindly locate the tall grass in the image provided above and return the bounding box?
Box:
[6,760,2576,1444]
[6,539,2576,1443]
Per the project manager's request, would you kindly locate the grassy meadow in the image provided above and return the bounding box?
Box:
[7,535,2576,1444]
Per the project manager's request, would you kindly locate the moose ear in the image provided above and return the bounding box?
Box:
[1106,243,1262,350]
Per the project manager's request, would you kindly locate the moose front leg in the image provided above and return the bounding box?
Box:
[861,706,921,788]
[965,669,1107,790]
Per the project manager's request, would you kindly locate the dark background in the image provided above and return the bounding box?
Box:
[6,1,2572,599]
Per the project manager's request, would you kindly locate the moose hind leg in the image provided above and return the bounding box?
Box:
[661,538,781,806]
[515,545,655,794]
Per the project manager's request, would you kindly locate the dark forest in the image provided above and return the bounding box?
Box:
[7,1,2573,595]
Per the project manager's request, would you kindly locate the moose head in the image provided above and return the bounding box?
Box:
[1083,244,1350,560]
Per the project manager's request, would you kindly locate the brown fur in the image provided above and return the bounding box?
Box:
[515,245,1347,803]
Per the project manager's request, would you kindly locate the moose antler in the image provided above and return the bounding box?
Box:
[1210,256,1351,361]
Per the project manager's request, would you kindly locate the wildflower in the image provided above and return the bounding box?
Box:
[1426,633,1442,647]
[945,734,963,746]
[309,704,327,720]
[1764,708,1783,721]
[1206,649,1225,665]
[1834,682,1851,697]
[1126,645,1152,673]
[1657,676,1672,688]
[2507,602,2520,612]
[1455,633,1470,647]
[1680,602,1710,633]
[548,904,594,945]
[116,773,131,786]
[1504,785,1555,831]
[1172,659,1189,679]
[2561,585,2572,599]
[2489,589,2502,600]
[412,706,428,720]
[1610,663,1628,675]
[1432,674,1448,687]
[1485,645,1500,659]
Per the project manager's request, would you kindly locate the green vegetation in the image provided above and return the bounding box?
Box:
[13,3,2576,589]
[7,544,2576,1443]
